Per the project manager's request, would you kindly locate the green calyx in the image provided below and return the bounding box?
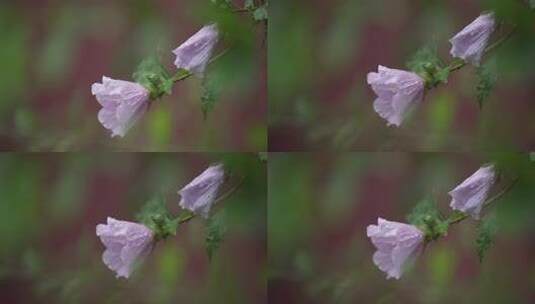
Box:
[407,198,449,243]
[149,214,180,241]
[144,73,174,100]
[133,56,174,100]
[136,195,180,241]
[418,214,449,243]
[406,45,450,89]
[418,62,450,90]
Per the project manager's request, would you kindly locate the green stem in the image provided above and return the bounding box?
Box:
[447,177,519,225]
[171,70,192,82]
[178,212,195,224]
[447,59,466,73]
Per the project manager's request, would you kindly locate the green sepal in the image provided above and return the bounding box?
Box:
[136,194,179,241]
[407,197,449,242]
[132,56,174,100]
[407,45,449,89]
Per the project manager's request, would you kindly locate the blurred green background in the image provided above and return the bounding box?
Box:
[0,0,266,151]
[268,152,535,303]
[269,0,535,151]
[0,153,266,303]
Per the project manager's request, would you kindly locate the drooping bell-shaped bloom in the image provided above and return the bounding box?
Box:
[172,24,219,77]
[91,77,150,138]
[366,218,425,279]
[96,217,154,279]
[178,164,225,218]
[367,66,425,127]
[448,164,496,219]
[449,12,496,66]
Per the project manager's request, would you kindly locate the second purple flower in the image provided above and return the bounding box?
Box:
[173,24,220,77]
[449,164,496,219]
[178,164,225,218]
[449,12,496,66]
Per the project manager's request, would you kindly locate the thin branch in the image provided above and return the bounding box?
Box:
[178,212,195,224]
[171,70,192,83]
[214,175,245,204]
[209,48,231,65]
[485,25,518,55]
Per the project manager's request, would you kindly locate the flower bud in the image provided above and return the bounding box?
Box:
[448,164,496,219]
[178,164,225,218]
[172,24,219,77]
[449,12,496,66]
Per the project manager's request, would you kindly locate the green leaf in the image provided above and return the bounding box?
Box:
[407,198,448,241]
[530,0,535,9]
[475,61,498,108]
[136,195,179,240]
[406,45,449,88]
[205,211,227,261]
[132,56,173,99]
[200,76,220,119]
[476,215,498,262]
[253,5,268,21]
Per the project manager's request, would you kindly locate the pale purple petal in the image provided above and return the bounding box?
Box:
[91,76,150,138]
[366,218,424,279]
[367,65,425,127]
[448,165,496,219]
[449,12,496,66]
[173,24,219,77]
[178,164,225,218]
[96,217,154,279]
